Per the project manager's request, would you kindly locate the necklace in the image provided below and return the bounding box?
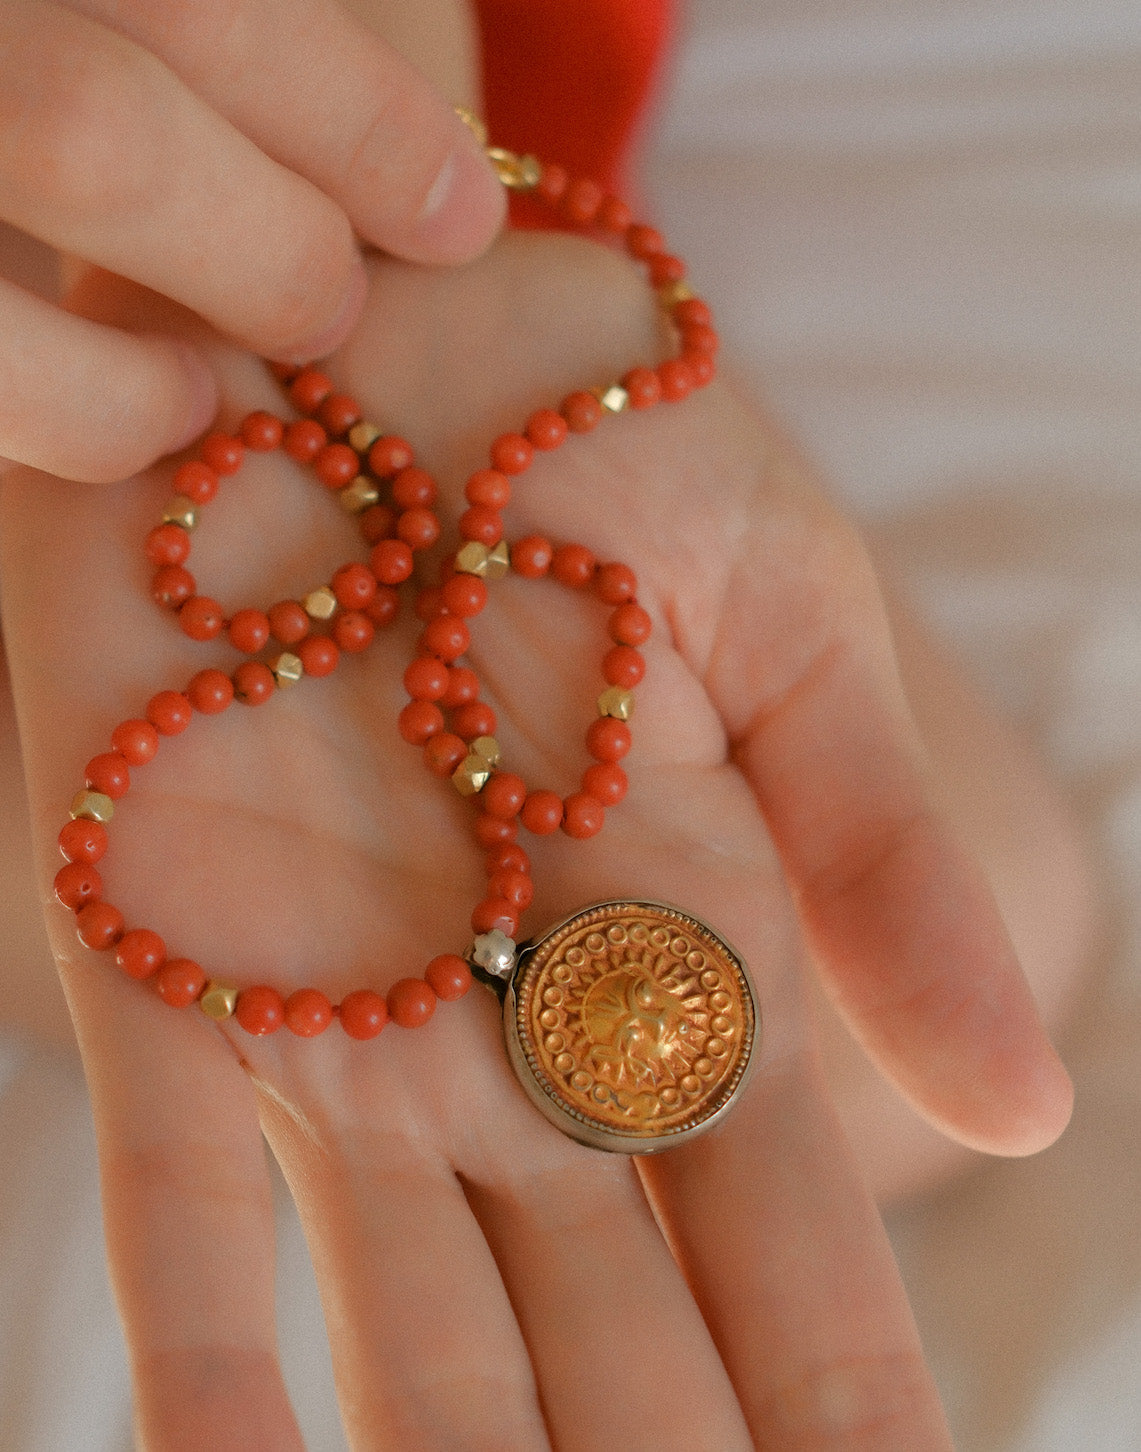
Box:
[53,130,758,1154]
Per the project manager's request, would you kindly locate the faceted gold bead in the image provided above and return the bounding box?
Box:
[162,495,197,530]
[347,421,381,454]
[471,735,501,766]
[453,753,493,796]
[70,790,114,824]
[515,153,542,189]
[303,586,337,620]
[199,982,238,1020]
[454,106,489,148]
[455,541,490,577]
[485,540,510,579]
[339,476,379,514]
[269,652,303,687]
[595,384,629,414]
[487,147,541,191]
[598,687,635,721]
[658,279,695,309]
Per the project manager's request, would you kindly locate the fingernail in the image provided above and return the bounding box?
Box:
[286,255,369,364]
[167,340,219,453]
[413,142,507,263]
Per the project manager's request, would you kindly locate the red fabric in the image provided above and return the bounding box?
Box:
[475,0,673,204]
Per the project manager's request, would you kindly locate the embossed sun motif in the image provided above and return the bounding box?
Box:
[573,951,705,1088]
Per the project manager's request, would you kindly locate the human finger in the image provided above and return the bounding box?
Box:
[0,276,216,482]
[642,1053,953,1450]
[62,0,506,265]
[61,968,303,1449]
[0,3,367,364]
[705,475,1072,1156]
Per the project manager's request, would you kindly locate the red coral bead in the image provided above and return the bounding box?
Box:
[392,466,437,509]
[285,987,333,1037]
[562,792,605,839]
[314,442,359,489]
[598,195,633,233]
[289,368,333,413]
[441,666,479,708]
[76,900,125,951]
[490,433,533,476]
[85,752,130,799]
[483,771,527,820]
[59,818,108,864]
[156,957,205,1007]
[521,790,563,835]
[563,177,603,226]
[235,984,286,1035]
[485,843,530,876]
[487,869,533,911]
[152,564,195,610]
[187,668,234,714]
[561,391,602,432]
[471,898,519,936]
[649,253,686,286]
[201,433,244,475]
[403,656,449,701]
[474,813,518,847]
[608,602,653,646]
[511,536,553,578]
[55,861,102,910]
[297,635,339,677]
[441,574,487,618]
[464,469,511,508]
[421,615,469,662]
[145,523,191,567]
[621,367,661,410]
[339,988,387,1039]
[458,505,503,546]
[359,502,397,544]
[582,762,628,806]
[552,543,596,588]
[603,644,646,687]
[268,600,310,645]
[332,610,373,653]
[451,700,496,741]
[398,700,445,745]
[318,393,361,436]
[331,562,376,610]
[424,731,468,776]
[425,954,472,1002]
[525,408,568,451]
[674,298,713,327]
[686,350,716,387]
[173,460,219,504]
[657,357,695,402]
[240,410,284,451]
[587,717,632,762]
[233,661,276,705]
[595,563,638,604]
[146,690,193,735]
[368,435,414,477]
[116,928,166,981]
[283,418,327,463]
[387,978,436,1028]
[179,595,225,641]
[626,224,664,260]
[366,586,400,628]
[228,608,271,654]
[415,587,445,622]
[398,506,441,551]
[370,538,414,585]
[537,161,568,202]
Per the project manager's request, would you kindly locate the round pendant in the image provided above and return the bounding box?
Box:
[496,901,758,1154]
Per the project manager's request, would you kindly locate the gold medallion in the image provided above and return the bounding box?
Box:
[476,901,757,1153]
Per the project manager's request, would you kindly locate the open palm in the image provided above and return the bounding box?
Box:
[0,230,1068,1449]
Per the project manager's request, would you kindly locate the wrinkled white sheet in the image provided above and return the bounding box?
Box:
[2,1,1139,1446]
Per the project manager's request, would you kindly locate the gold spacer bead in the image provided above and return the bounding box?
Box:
[595,384,630,414]
[598,686,635,721]
[339,476,379,514]
[199,981,238,1020]
[454,106,489,148]
[269,652,303,687]
[162,495,198,530]
[347,421,381,454]
[486,147,541,191]
[303,586,338,621]
[658,279,695,309]
[452,753,493,796]
[455,541,490,577]
[485,540,511,579]
[471,735,501,766]
[70,789,114,824]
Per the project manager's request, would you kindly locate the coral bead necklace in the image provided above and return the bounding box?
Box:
[53,131,757,1153]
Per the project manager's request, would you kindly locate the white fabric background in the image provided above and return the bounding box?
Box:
[2,1,1140,1446]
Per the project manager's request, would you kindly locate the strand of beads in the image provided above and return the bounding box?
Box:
[54,139,720,1043]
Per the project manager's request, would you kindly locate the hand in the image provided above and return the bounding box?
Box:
[1,230,1070,1448]
[0,0,503,484]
